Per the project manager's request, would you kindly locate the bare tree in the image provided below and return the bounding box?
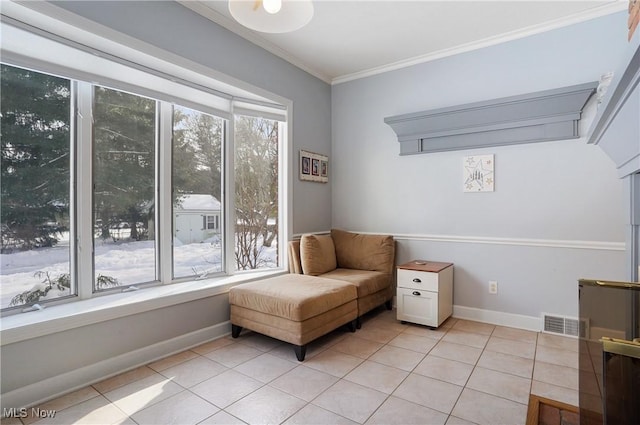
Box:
[234,116,279,270]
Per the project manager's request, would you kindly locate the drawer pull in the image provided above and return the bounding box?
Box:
[412,291,421,296]
[412,278,422,283]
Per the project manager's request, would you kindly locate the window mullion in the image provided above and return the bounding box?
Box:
[280,119,290,270]
[158,101,173,282]
[75,81,94,299]
[225,117,235,274]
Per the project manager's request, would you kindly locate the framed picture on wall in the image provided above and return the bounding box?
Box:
[463,154,494,192]
[300,150,328,183]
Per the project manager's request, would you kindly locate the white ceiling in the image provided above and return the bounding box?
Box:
[181,1,627,84]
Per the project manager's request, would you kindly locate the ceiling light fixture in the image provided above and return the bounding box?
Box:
[262,0,282,14]
[228,0,314,33]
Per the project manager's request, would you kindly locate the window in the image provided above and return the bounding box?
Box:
[93,86,157,289]
[0,26,288,313]
[234,115,280,271]
[205,215,220,231]
[1,64,73,309]
[172,105,224,279]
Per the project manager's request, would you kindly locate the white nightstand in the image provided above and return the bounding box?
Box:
[396,260,453,328]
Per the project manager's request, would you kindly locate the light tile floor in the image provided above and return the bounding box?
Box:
[5,309,580,425]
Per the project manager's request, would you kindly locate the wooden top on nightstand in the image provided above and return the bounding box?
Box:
[397,260,453,273]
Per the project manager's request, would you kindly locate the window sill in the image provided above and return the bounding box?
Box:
[0,269,286,346]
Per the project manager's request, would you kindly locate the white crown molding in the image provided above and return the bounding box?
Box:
[9,0,627,88]
[178,0,333,84]
[331,2,628,85]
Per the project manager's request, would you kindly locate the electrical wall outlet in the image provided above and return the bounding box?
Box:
[489,281,498,294]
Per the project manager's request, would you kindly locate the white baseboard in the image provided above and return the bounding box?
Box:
[391,299,539,331]
[3,307,540,409]
[452,305,541,332]
[2,321,231,409]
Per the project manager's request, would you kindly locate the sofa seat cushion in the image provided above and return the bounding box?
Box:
[331,229,394,274]
[229,274,356,322]
[300,234,337,276]
[320,268,390,298]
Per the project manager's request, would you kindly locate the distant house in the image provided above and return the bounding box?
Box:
[174,194,221,244]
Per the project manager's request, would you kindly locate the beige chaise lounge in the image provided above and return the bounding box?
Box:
[229,274,357,361]
[229,229,394,361]
[289,229,395,327]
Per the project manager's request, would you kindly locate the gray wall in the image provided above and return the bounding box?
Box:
[331,12,630,319]
[1,0,331,405]
[2,295,230,394]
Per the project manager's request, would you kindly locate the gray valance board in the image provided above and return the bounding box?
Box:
[384,82,597,155]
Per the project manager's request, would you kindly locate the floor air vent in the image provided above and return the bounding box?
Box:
[542,314,588,338]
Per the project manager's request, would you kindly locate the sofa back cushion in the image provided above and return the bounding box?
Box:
[288,240,303,274]
[300,234,337,276]
[331,229,395,275]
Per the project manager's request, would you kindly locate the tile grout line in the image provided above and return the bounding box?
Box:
[19,314,579,425]
[360,317,461,424]
[444,321,494,425]
[298,314,422,424]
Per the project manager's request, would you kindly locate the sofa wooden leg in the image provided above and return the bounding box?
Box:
[385,300,393,310]
[231,324,243,338]
[294,345,307,361]
[356,317,362,329]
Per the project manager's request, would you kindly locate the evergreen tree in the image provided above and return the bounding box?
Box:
[189,112,223,200]
[93,87,155,240]
[1,64,71,251]
[172,107,222,202]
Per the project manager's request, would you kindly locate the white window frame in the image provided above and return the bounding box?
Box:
[0,2,293,339]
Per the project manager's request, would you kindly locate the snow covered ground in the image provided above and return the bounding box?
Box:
[0,234,276,309]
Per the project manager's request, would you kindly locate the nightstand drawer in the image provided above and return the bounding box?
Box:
[397,268,439,291]
[396,287,438,327]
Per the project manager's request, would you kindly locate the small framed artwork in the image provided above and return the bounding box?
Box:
[463,154,494,192]
[300,150,328,183]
